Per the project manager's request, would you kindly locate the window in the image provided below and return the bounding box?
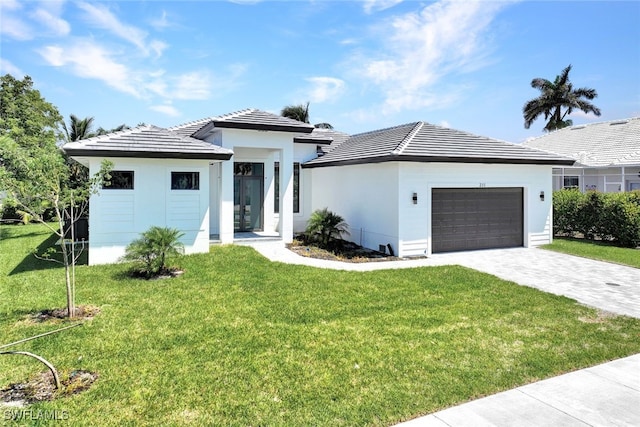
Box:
[563,176,579,189]
[273,162,300,214]
[293,162,300,213]
[103,171,134,189]
[171,172,199,190]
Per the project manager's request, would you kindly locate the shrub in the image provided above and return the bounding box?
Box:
[553,189,640,248]
[122,226,185,278]
[553,188,583,235]
[305,208,350,251]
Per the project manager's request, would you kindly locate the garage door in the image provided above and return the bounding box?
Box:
[432,188,523,253]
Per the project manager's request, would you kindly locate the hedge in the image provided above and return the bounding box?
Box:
[553,189,640,247]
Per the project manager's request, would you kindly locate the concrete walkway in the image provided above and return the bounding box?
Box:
[240,241,640,426]
[396,354,640,427]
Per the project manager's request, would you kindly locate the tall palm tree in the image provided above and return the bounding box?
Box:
[523,65,601,132]
[281,102,310,123]
[63,114,96,142]
[281,102,334,129]
[95,123,131,136]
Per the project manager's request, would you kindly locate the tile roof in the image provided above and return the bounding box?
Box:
[293,128,350,147]
[522,117,640,167]
[303,122,574,168]
[62,125,233,160]
[170,108,315,137]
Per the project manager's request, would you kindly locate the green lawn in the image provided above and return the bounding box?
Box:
[2,224,640,426]
[543,237,640,269]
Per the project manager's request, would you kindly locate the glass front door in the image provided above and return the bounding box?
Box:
[234,163,264,232]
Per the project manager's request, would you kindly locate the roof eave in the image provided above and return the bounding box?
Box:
[293,137,333,145]
[64,149,233,161]
[213,121,314,134]
[303,155,575,168]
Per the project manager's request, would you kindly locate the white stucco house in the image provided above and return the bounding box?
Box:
[523,117,640,193]
[63,109,574,265]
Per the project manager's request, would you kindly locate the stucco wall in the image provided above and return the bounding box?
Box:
[310,161,554,257]
[88,157,212,265]
[310,162,400,253]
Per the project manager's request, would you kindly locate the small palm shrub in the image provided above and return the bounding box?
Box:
[305,208,350,251]
[122,226,185,278]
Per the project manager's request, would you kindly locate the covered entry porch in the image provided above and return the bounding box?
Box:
[209,144,295,245]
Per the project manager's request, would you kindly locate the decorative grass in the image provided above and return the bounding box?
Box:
[2,224,640,426]
[543,237,640,269]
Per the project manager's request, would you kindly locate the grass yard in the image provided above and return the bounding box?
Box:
[543,237,640,269]
[2,224,640,426]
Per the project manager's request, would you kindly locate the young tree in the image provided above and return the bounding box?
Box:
[0,136,112,318]
[523,65,601,132]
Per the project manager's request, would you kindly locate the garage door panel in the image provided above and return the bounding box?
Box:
[432,188,523,253]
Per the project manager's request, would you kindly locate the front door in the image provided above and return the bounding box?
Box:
[234,162,264,232]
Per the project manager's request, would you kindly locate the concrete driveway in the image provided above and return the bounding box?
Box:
[428,247,640,319]
[250,242,640,319]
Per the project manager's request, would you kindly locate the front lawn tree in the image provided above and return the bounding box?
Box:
[0,136,112,318]
[523,65,601,132]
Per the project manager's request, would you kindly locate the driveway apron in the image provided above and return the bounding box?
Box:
[429,248,640,319]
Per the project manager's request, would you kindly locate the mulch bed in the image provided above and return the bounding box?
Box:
[0,370,98,406]
[30,305,100,323]
[287,239,410,263]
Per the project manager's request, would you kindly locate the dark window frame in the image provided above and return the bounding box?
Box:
[171,171,200,190]
[274,162,300,214]
[103,170,134,190]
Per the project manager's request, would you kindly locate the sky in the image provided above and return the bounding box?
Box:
[1,0,639,143]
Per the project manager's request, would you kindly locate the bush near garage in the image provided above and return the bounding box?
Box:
[553,189,640,248]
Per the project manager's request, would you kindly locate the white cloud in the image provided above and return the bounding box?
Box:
[0,15,34,40]
[38,40,142,97]
[305,77,346,103]
[0,58,25,76]
[0,0,21,12]
[354,0,511,114]
[150,104,181,117]
[363,0,403,14]
[439,120,451,128]
[76,1,166,57]
[150,10,171,31]
[32,8,71,36]
[173,71,212,100]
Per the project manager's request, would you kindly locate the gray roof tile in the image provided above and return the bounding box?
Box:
[62,125,233,160]
[523,117,640,167]
[304,122,574,168]
[171,109,315,136]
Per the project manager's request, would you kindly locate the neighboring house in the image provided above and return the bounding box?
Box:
[523,117,640,193]
[63,109,573,264]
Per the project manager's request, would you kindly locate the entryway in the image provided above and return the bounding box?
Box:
[234,162,264,232]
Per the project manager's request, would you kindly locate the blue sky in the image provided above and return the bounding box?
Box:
[1,0,638,143]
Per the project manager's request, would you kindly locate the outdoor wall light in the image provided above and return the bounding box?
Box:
[540,191,545,201]
[412,192,418,204]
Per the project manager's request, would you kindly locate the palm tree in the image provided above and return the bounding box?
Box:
[62,114,96,142]
[523,65,601,132]
[281,102,334,129]
[281,102,310,123]
[95,123,131,136]
[305,208,350,250]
